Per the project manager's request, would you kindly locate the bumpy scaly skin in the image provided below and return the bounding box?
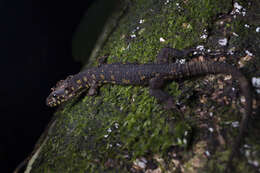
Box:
[46,48,251,171]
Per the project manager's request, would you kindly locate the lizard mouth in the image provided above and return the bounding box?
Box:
[46,95,64,107]
[46,97,57,107]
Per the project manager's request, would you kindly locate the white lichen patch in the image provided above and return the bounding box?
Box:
[242,144,260,168]
[183,138,187,145]
[240,96,246,103]
[234,2,242,11]
[256,27,260,33]
[130,34,136,38]
[184,131,188,136]
[208,127,214,133]
[245,50,253,56]
[218,38,228,46]
[176,2,181,11]
[164,0,170,5]
[200,34,207,39]
[228,47,236,55]
[196,45,205,51]
[252,77,260,88]
[133,157,147,170]
[245,149,251,157]
[205,150,210,157]
[232,32,239,37]
[200,29,208,39]
[114,122,119,129]
[244,24,250,28]
[244,144,251,149]
[107,128,112,133]
[232,2,246,16]
[139,19,144,24]
[248,158,260,167]
[159,37,166,42]
[249,160,259,167]
[231,121,239,128]
[176,58,186,64]
[252,77,260,94]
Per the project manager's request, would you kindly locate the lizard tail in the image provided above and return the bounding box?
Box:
[183,61,252,170]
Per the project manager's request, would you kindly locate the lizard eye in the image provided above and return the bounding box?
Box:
[52,89,65,98]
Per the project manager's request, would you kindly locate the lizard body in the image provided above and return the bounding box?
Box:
[46,48,252,171]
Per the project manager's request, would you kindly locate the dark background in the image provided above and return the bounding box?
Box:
[0,0,95,172]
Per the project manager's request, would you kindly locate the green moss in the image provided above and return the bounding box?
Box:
[30,0,260,172]
[100,0,232,64]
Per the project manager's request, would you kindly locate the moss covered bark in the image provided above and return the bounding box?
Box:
[27,0,259,172]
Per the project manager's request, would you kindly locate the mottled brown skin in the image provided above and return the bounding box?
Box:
[46,48,251,171]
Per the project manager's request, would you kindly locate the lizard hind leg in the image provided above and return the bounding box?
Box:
[156,47,195,64]
[97,55,109,67]
[149,76,175,110]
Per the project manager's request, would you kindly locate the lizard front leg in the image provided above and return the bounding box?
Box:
[88,80,100,96]
[97,55,109,67]
[149,76,175,109]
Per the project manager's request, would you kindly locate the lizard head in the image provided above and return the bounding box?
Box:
[46,75,78,107]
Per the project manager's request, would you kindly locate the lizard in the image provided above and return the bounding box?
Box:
[46,47,252,171]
